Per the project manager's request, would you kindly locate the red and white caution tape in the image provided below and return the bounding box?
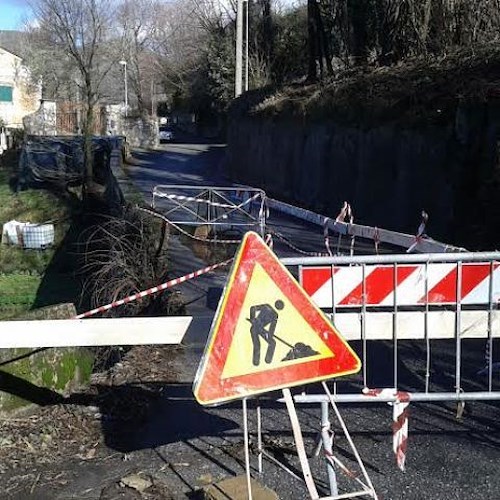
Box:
[334,201,355,255]
[153,191,261,210]
[270,229,331,257]
[75,259,233,319]
[265,232,274,249]
[363,388,410,471]
[136,205,242,245]
[374,227,380,255]
[407,210,429,253]
[393,394,410,471]
[323,217,333,256]
[335,201,350,223]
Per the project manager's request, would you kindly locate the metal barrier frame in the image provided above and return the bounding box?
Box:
[152,184,267,236]
[282,251,500,403]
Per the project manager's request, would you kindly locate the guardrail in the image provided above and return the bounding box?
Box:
[270,198,466,254]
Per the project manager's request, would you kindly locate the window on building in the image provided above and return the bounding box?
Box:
[0,85,13,102]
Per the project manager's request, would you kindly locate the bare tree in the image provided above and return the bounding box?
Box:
[116,0,158,117]
[31,0,117,193]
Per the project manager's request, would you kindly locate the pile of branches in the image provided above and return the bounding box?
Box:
[79,205,183,318]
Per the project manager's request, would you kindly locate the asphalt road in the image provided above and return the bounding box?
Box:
[118,137,500,500]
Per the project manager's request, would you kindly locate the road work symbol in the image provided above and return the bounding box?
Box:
[247,300,319,366]
[193,231,361,406]
[248,300,284,365]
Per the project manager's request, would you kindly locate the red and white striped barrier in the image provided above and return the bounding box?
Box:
[363,388,410,471]
[302,262,500,308]
[75,259,233,319]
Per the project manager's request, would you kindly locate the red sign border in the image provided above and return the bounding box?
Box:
[193,232,361,406]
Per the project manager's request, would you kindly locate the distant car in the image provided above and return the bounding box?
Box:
[159,126,174,143]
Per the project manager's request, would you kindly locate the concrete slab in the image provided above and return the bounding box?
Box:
[202,475,279,500]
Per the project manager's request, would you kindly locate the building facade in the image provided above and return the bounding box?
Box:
[0,46,40,128]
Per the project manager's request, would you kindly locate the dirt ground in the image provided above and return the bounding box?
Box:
[0,345,192,499]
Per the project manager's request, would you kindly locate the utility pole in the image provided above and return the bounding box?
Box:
[245,0,249,92]
[235,0,244,97]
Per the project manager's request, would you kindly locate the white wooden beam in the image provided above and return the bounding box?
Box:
[0,317,192,348]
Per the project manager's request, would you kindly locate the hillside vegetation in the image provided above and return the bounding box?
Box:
[232,43,500,127]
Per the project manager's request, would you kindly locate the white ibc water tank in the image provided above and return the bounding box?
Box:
[1,220,54,249]
[22,224,55,249]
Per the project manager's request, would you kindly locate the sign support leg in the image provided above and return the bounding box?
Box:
[320,400,339,496]
[242,398,253,500]
[257,400,263,474]
[283,388,320,499]
[322,382,378,499]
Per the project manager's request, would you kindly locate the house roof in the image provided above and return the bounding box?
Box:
[0,30,25,58]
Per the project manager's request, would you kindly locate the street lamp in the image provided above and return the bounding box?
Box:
[119,60,128,117]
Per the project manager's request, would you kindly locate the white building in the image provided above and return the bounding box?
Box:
[0,44,40,128]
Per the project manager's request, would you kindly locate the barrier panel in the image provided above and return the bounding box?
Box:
[152,185,267,237]
[282,251,500,400]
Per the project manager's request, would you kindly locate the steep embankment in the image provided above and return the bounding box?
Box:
[225,45,500,250]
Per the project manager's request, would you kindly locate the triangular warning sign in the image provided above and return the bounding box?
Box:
[193,232,361,406]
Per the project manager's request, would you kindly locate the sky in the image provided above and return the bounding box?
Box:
[0,0,303,31]
[0,0,33,30]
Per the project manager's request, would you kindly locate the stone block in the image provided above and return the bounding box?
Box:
[202,475,278,500]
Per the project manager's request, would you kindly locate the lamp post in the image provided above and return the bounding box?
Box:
[119,60,128,117]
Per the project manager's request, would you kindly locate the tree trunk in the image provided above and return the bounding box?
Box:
[349,0,370,65]
[83,86,94,194]
[307,0,332,81]
[307,0,319,82]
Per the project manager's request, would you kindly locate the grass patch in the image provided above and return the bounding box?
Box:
[0,157,72,318]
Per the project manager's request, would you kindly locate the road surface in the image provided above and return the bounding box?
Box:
[117,137,500,500]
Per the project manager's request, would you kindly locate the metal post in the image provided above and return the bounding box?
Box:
[361,264,367,387]
[124,64,128,116]
[245,0,249,92]
[424,262,431,393]
[257,402,263,474]
[151,80,155,116]
[235,0,243,97]
[488,261,494,391]
[119,60,128,117]
[321,401,338,496]
[393,262,398,388]
[242,398,253,500]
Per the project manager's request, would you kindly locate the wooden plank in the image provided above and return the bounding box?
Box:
[0,317,192,348]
